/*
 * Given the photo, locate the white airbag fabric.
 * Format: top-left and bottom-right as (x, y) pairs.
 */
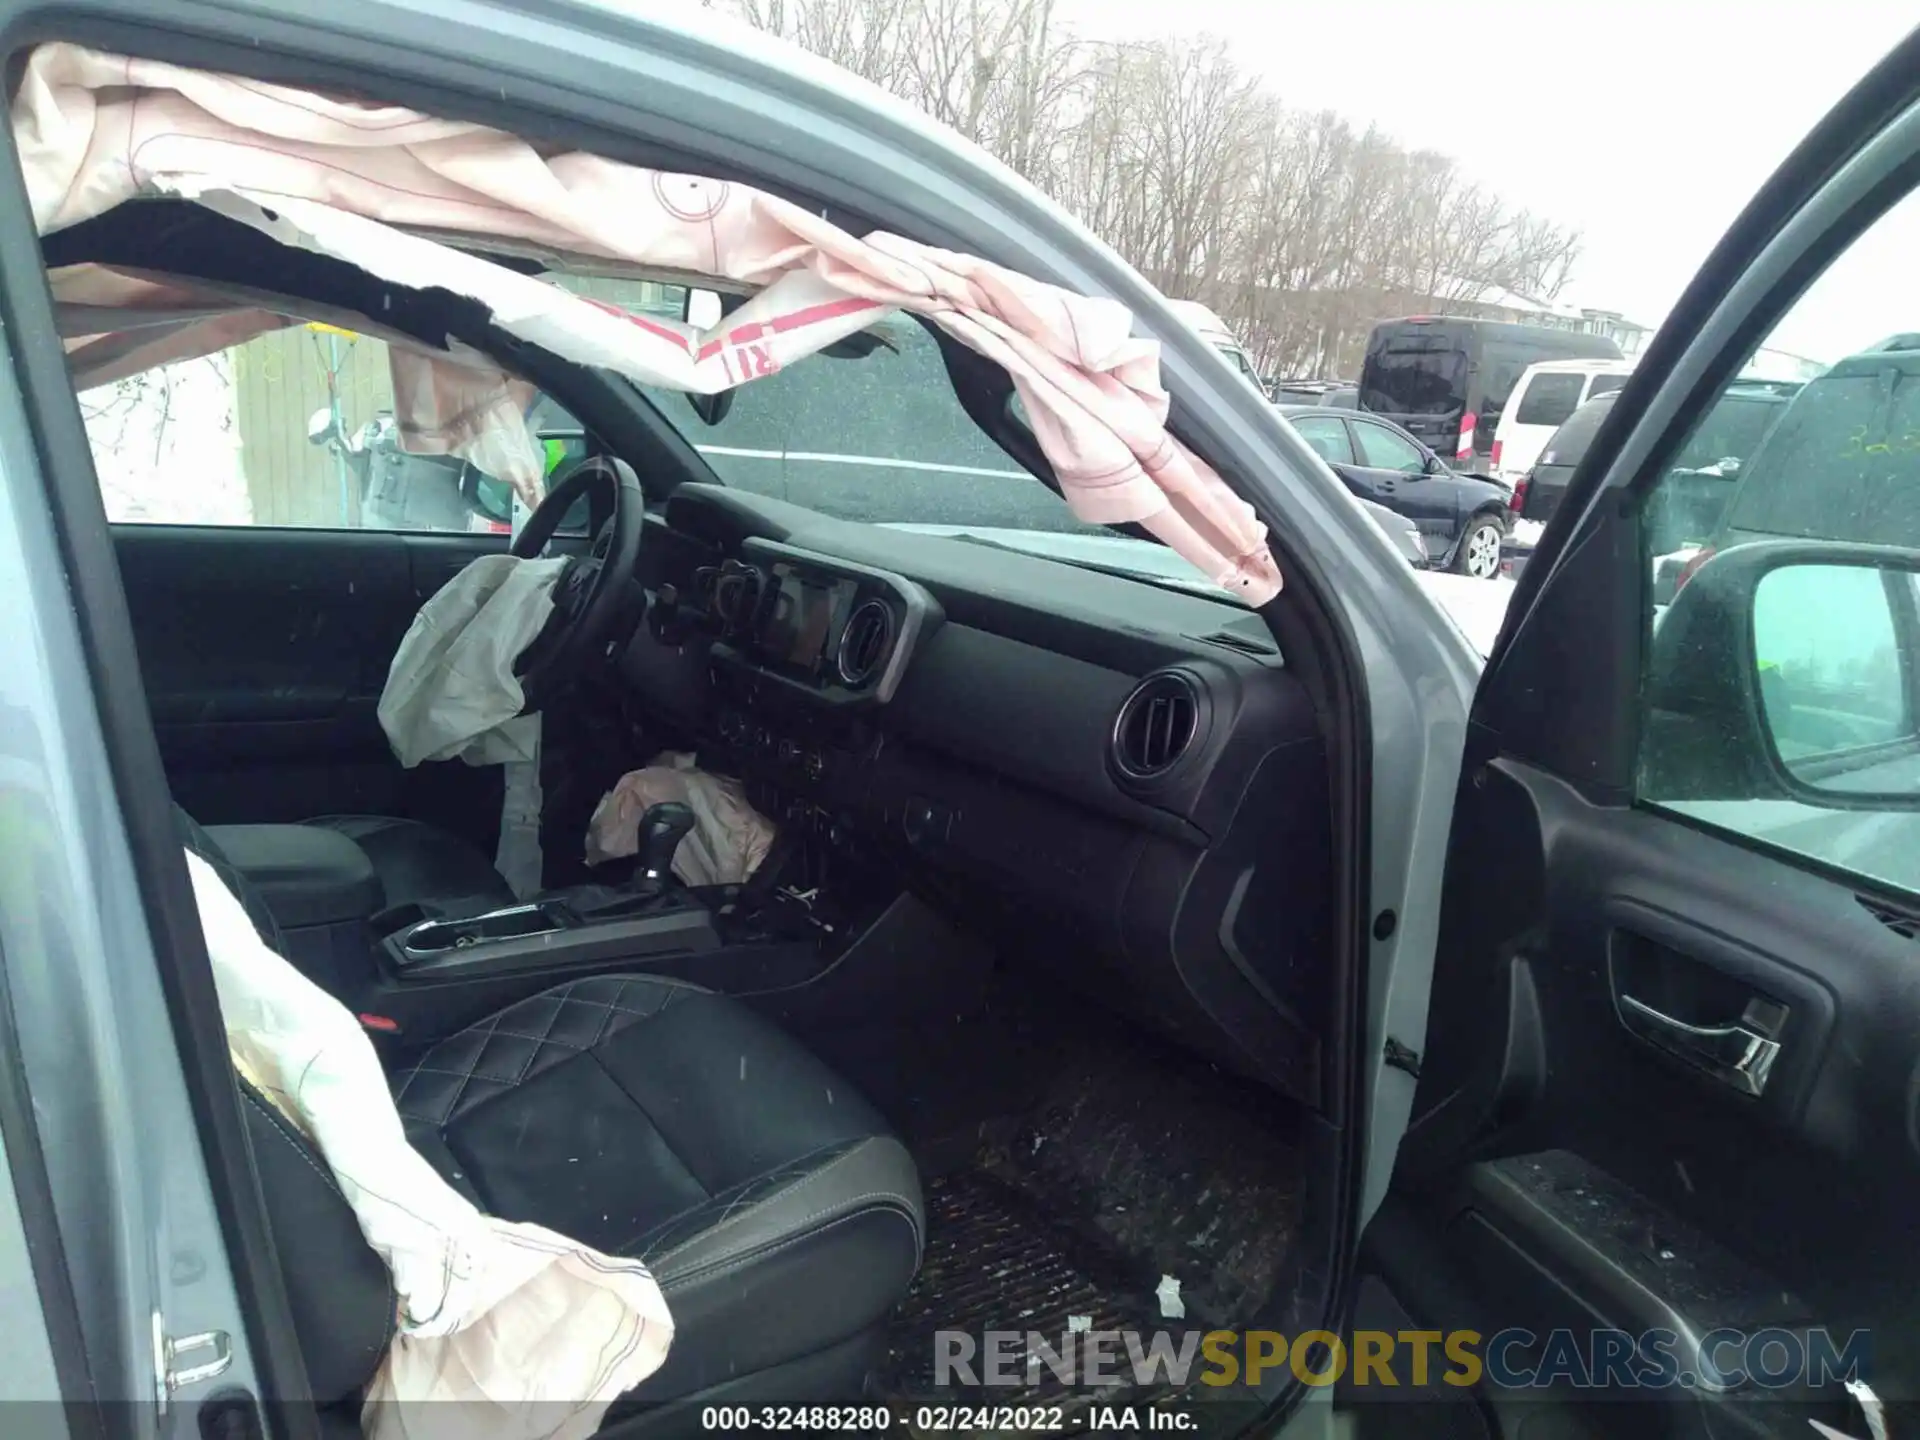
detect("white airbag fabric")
(585, 753), (777, 886)
(186, 848), (673, 1440)
(377, 554), (564, 897)
(379, 554), (563, 768)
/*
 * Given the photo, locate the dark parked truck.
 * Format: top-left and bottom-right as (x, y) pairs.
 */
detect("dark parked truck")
(1359, 316), (1623, 468)
(1519, 382), (1799, 528)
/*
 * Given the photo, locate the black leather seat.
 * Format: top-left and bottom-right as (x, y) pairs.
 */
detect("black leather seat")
(179, 811), (924, 1428)
(304, 813), (516, 917)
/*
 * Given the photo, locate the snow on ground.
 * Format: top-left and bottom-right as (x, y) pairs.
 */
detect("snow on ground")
(1415, 571), (1516, 660)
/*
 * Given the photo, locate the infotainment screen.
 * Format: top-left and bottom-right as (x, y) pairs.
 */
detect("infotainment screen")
(759, 566), (846, 672)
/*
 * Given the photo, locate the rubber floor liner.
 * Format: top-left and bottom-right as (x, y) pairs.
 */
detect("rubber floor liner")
(879, 1169), (1192, 1417)
(874, 1004), (1303, 1430)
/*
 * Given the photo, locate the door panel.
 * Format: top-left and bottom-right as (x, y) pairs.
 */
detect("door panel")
(1348, 419), (1459, 545)
(114, 524), (511, 832)
(1370, 760), (1910, 1437)
(1382, 475), (1460, 547)
(1429, 764), (1915, 1285)
(1361, 36), (1920, 1439)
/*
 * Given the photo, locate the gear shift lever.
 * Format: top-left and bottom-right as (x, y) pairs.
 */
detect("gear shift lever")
(634, 801), (696, 895)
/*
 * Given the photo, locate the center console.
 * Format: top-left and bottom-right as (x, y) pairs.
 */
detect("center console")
(379, 800), (716, 980)
(383, 893), (718, 980)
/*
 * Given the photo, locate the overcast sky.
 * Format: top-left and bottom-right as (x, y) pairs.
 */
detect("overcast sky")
(1063, 0), (1918, 362)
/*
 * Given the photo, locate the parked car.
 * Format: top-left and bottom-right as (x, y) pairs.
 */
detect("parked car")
(1489, 356), (1635, 485)
(1357, 496), (1430, 567)
(1166, 298), (1262, 387)
(1282, 405), (1512, 576)
(1359, 315), (1624, 467)
(1514, 376), (1802, 607)
(10, 10), (1920, 1440)
(1270, 378), (1359, 408)
(1663, 340), (1919, 600)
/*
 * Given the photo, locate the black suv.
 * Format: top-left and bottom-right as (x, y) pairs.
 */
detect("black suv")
(1519, 381), (1799, 529)
(1709, 340), (1920, 551)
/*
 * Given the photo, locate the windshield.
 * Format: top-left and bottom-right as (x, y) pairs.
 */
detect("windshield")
(1215, 342), (1260, 382)
(549, 276), (1260, 603)
(1723, 366), (1920, 543)
(576, 277), (1098, 536)
(1362, 342), (1467, 415)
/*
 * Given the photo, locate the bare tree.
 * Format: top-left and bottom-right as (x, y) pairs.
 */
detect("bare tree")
(718, 0), (1585, 379)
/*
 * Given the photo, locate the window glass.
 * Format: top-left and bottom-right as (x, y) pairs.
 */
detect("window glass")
(1514, 372), (1586, 427)
(1361, 344), (1466, 414)
(1717, 368), (1920, 545)
(631, 284), (1094, 534)
(1353, 421), (1427, 473)
(1478, 340), (1538, 427)
(1672, 388), (1791, 473)
(1639, 185), (1920, 898)
(1290, 415), (1354, 465)
(1539, 394), (1616, 466)
(1585, 372), (1629, 401)
(85, 326), (582, 533)
(1213, 342), (1259, 381)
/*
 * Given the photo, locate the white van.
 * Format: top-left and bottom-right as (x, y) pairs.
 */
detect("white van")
(1490, 357), (1635, 484)
(1167, 298), (1263, 388)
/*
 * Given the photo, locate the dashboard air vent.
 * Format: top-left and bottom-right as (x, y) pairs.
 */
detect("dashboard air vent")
(1112, 671), (1200, 780)
(836, 599), (895, 687)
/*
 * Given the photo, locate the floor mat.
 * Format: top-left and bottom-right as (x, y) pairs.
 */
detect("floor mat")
(879, 1169), (1185, 1414)
(985, 1041), (1303, 1325)
(878, 1027), (1305, 1425)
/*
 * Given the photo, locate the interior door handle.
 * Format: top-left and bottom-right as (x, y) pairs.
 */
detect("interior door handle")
(1617, 994), (1785, 1097)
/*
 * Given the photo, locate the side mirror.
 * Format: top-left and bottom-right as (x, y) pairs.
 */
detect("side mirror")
(307, 406), (340, 447)
(460, 471), (516, 526)
(1642, 541), (1920, 810)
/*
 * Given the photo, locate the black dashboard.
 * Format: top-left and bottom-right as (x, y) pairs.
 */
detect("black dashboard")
(621, 483), (1336, 1109)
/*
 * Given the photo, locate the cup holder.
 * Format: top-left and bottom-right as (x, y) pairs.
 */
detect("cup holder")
(400, 902), (568, 956)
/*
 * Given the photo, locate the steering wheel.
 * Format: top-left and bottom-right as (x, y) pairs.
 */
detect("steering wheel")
(511, 453), (647, 707)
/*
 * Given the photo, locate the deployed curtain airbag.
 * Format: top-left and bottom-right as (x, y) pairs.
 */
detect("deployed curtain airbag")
(14, 43), (1282, 602)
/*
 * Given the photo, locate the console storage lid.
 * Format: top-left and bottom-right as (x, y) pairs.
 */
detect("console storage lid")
(201, 824), (382, 929)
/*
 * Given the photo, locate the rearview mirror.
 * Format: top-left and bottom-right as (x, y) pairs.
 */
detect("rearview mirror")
(682, 286), (736, 425)
(1642, 541), (1920, 810)
(683, 287), (723, 331)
